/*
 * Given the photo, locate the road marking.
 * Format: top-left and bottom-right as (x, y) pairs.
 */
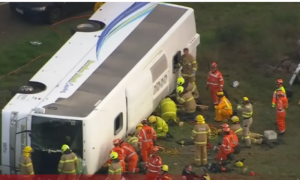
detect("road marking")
(0, 2), (8, 6)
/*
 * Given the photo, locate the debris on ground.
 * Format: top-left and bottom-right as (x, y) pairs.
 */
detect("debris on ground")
(30, 41), (42, 45)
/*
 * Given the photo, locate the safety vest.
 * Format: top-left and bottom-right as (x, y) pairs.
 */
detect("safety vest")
(207, 70), (224, 88)
(138, 125), (157, 143)
(160, 98), (177, 117)
(272, 86), (287, 106)
(147, 155), (162, 174)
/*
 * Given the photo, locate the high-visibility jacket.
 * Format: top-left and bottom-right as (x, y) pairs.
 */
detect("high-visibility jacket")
(19, 154), (34, 175)
(276, 97), (288, 113)
(206, 70), (224, 89)
(108, 147), (125, 162)
(150, 117), (169, 137)
(120, 142), (137, 161)
(147, 155), (162, 174)
(216, 96), (232, 111)
(272, 86), (287, 107)
(176, 91), (196, 113)
(126, 136), (139, 153)
(159, 98), (177, 118)
(138, 125), (157, 145)
(230, 132), (239, 148)
(230, 124), (243, 137)
(219, 135), (233, 152)
(191, 123), (211, 145)
(107, 160), (122, 180)
(58, 152), (78, 174)
(237, 103), (253, 119)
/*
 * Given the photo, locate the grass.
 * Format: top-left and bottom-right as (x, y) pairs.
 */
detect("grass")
(1, 2), (300, 179)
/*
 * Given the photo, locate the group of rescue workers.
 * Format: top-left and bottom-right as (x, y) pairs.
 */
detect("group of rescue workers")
(19, 48), (289, 180)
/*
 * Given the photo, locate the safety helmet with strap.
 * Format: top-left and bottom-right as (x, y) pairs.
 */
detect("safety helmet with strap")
(177, 77), (185, 86)
(176, 86), (184, 94)
(211, 62), (217, 68)
(61, 144), (70, 152)
(231, 116), (239, 123)
(136, 123), (143, 129)
(217, 91), (224, 96)
(113, 138), (121, 145)
(222, 127), (230, 132)
(110, 152), (118, 160)
(221, 123), (229, 128)
(243, 97), (249, 102)
(196, 115), (205, 123)
(23, 146), (32, 153)
(148, 115), (157, 123)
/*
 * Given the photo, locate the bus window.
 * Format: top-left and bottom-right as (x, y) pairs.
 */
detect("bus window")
(114, 113), (123, 135)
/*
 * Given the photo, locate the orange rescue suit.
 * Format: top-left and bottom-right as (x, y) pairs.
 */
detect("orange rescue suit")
(215, 96), (232, 121)
(272, 86), (287, 107)
(107, 146), (126, 171)
(207, 70), (224, 105)
(120, 142), (139, 173)
(276, 96), (288, 133)
(146, 155), (162, 180)
(138, 125), (157, 163)
(216, 135), (234, 161)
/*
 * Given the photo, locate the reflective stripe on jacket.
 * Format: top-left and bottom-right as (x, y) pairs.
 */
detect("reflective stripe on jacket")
(19, 155), (34, 175)
(159, 98), (177, 117)
(150, 116), (169, 137)
(147, 155), (162, 174)
(216, 96), (232, 110)
(58, 152), (78, 174)
(207, 70), (224, 88)
(237, 103), (253, 118)
(138, 125), (157, 143)
(272, 86), (287, 106)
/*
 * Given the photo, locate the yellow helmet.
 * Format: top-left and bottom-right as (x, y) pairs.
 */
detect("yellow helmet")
(148, 115), (157, 123)
(217, 91), (224, 96)
(177, 77), (185, 86)
(235, 161), (244, 168)
(61, 144), (70, 152)
(110, 152), (118, 160)
(23, 146), (32, 153)
(243, 97), (249, 102)
(196, 115), (205, 122)
(176, 86), (184, 94)
(201, 174), (211, 180)
(231, 116), (239, 123)
(136, 123), (143, 129)
(162, 165), (169, 172)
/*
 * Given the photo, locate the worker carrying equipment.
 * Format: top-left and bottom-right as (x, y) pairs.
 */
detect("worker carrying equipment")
(181, 48), (198, 83)
(176, 86), (197, 115)
(214, 91), (232, 122)
(148, 115), (170, 138)
(237, 97), (253, 147)
(177, 77), (199, 98)
(272, 78), (287, 108)
(276, 90), (288, 134)
(107, 139), (126, 172)
(146, 146), (162, 180)
(215, 127), (235, 161)
(191, 115), (211, 166)
(158, 96), (180, 126)
(119, 140), (139, 173)
(106, 152), (123, 180)
(138, 120), (157, 165)
(58, 144), (78, 175)
(155, 165), (172, 180)
(19, 146), (34, 176)
(134, 123), (143, 137)
(206, 62), (224, 105)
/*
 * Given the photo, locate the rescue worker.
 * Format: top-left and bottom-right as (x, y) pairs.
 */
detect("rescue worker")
(58, 144), (78, 177)
(156, 165), (172, 180)
(237, 97), (253, 147)
(134, 124), (143, 137)
(125, 134), (140, 154)
(138, 119), (157, 166)
(181, 48), (198, 83)
(177, 77), (199, 99)
(206, 62), (224, 106)
(181, 165), (201, 180)
(230, 116), (265, 144)
(158, 96), (179, 126)
(272, 78), (287, 108)
(148, 115), (170, 138)
(176, 86), (197, 116)
(216, 127), (234, 161)
(119, 140), (139, 173)
(276, 90), (288, 134)
(220, 123), (239, 154)
(215, 91), (232, 122)
(19, 146), (34, 177)
(191, 115), (211, 166)
(108, 139), (126, 171)
(106, 152), (123, 180)
(146, 146), (162, 180)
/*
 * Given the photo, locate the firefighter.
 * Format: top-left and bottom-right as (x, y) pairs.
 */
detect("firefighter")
(237, 97), (253, 147)
(191, 115), (211, 166)
(107, 139), (126, 172)
(181, 48), (198, 83)
(272, 78), (287, 108)
(125, 134), (140, 154)
(106, 152), (123, 180)
(19, 146), (34, 178)
(177, 77), (199, 99)
(156, 165), (172, 180)
(206, 62), (224, 106)
(276, 90), (288, 134)
(176, 86), (197, 115)
(146, 146), (162, 180)
(58, 144), (78, 178)
(216, 127), (234, 161)
(119, 140), (139, 173)
(134, 124), (143, 137)
(158, 96), (179, 126)
(215, 91), (232, 122)
(138, 119), (157, 166)
(148, 115), (169, 138)
(230, 116), (265, 144)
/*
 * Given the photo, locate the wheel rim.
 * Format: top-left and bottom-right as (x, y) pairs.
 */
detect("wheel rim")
(50, 9), (61, 22)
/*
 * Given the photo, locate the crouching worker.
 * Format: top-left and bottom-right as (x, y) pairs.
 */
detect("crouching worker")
(58, 144), (78, 180)
(176, 86), (197, 121)
(155, 165), (172, 180)
(146, 147), (162, 180)
(216, 127), (235, 161)
(148, 115), (173, 139)
(106, 152), (123, 180)
(119, 140), (139, 174)
(215, 91), (232, 122)
(125, 134), (140, 154)
(134, 124), (143, 137)
(108, 139), (126, 172)
(220, 123), (240, 154)
(159, 96), (182, 126)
